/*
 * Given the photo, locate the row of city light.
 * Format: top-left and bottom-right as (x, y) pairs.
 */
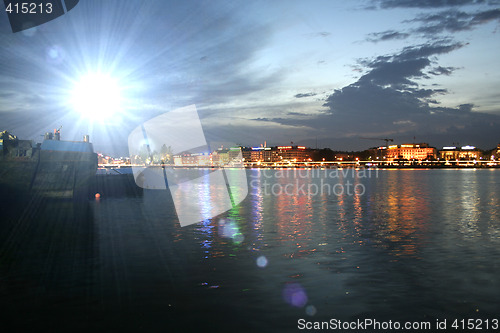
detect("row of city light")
(442, 145), (476, 150)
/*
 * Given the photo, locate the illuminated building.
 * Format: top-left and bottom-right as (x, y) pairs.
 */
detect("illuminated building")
(241, 148), (251, 162)
(195, 153), (211, 166)
(97, 153), (110, 165)
(212, 148), (230, 166)
(277, 146), (312, 162)
(440, 146), (482, 160)
(173, 155), (183, 166)
(494, 144), (500, 159)
(385, 143), (437, 161)
(173, 152), (211, 166)
(242, 146), (278, 163)
(228, 147), (243, 162)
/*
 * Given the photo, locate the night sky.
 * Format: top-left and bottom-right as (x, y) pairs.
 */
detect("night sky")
(1, 0), (499, 155)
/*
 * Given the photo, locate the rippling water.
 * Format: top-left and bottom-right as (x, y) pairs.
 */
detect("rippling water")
(1, 168), (500, 332)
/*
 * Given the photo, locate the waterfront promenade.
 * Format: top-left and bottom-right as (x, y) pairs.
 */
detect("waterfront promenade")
(99, 159), (500, 170)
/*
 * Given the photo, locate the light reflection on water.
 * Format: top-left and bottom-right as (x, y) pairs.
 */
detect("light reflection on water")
(173, 168), (500, 326)
(368, 170), (431, 258)
(4, 168), (500, 331)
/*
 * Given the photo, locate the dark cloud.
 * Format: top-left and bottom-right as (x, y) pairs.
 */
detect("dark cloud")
(411, 9), (500, 35)
(458, 103), (474, 112)
(0, 91), (16, 98)
(411, 88), (448, 98)
(357, 41), (464, 87)
(374, 0), (489, 9)
(392, 41), (465, 60)
(428, 66), (459, 75)
(271, 83), (500, 149)
(366, 30), (410, 42)
(294, 92), (317, 98)
(260, 41), (500, 149)
(305, 32), (331, 38)
(359, 58), (431, 86)
(287, 112), (310, 116)
(367, 5), (500, 44)
(332, 41), (468, 113)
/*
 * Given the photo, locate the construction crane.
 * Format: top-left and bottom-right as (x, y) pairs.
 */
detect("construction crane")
(360, 137), (394, 147)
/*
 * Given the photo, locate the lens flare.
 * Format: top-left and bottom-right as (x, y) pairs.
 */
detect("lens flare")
(218, 218), (244, 244)
(282, 283), (308, 308)
(256, 256), (268, 268)
(305, 305), (317, 316)
(71, 73), (122, 120)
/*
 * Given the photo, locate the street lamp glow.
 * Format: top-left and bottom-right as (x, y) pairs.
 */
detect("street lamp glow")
(71, 73), (122, 120)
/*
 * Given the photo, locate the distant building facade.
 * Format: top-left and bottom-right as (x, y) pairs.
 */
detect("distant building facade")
(440, 146), (482, 160)
(385, 143), (437, 161)
(242, 146), (313, 164)
(276, 146), (313, 162)
(211, 148), (229, 166)
(173, 152), (211, 166)
(242, 147), (277, 163)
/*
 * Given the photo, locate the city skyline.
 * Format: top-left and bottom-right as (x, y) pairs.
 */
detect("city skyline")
(97, 141), (500, 165)
(96, 138), (500, 160)
(1, 0), (499, 156)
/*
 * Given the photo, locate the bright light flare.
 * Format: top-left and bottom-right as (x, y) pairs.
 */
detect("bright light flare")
(71, 73), (122, 120)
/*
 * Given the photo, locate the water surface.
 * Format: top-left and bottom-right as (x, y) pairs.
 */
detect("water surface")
(1, 169), (500, 332)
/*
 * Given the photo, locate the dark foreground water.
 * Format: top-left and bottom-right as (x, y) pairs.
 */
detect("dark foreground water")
(1, 169), (500, 332)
